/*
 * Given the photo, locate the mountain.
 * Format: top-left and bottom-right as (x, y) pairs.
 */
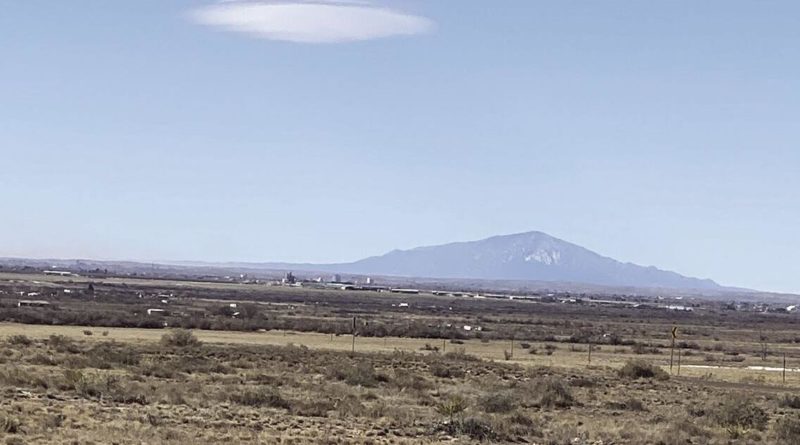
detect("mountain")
(320, 231), (721, 290)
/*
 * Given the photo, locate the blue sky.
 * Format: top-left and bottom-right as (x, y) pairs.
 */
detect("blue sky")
(2, 1), (799, 292)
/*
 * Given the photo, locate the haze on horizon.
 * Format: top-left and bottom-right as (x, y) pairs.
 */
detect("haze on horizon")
(2, 1), (799, 293)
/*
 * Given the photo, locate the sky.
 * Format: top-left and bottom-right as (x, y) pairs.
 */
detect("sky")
(1, 1), (799, 293)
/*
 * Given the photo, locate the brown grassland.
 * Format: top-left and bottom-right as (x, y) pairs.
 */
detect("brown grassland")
(1, 272), (800, 443)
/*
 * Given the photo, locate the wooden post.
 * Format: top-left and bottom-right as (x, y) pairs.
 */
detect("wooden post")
(351, 316), (357, 354)
(510, 337), (514, 358)
(442, 338), (446, 353)
(588, 342), (592, 365)
(783, 353), (787, 384)
(669, 336), (675, 374)
(677, 348), (681, 376)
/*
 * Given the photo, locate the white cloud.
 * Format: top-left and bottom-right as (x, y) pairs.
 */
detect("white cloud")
(189, 0), (434, 43)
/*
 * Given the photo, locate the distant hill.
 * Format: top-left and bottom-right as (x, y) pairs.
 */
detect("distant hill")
(312, 231), (721, 290)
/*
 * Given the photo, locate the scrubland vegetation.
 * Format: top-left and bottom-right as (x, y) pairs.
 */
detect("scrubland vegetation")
(0, 330), (799, 444)
(2, 273), (800, 443)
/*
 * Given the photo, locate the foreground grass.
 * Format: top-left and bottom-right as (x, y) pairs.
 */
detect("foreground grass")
(0, 330), (799, 443)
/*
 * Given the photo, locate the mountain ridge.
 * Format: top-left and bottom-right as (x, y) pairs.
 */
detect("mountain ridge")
(316, 231), (720, 290)
(0, 231), (724, 292)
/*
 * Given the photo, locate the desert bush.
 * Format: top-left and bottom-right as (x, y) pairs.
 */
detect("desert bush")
(48, 335), (79, 353)
(229, 386), (289, 409)
(61, 369), (148, 404)
(161, 329), (201, 348)
(519, 342), (531, 349)
(443, 348), (479, 362)
(291, 398), (334, 417)
(28, 353), (57, 366)
(63, 369), (106, 397)
(0, 365), (50, 388)
(780, 394), (800, 409)
(605, 397), (645, 411)
(0, 413), (21, 434)
(533, 377), (574, 408)
(492, 411), (539, 439)
(478, 391), (518, 413)
(7, 335), (32, 346)
(327, 363), (386, 387)
(333, 394), (368, 417)
(710, 394), (768, 437)
(632, 343), (661, 355)
(392, 369), (433, 391)
(83, 330), (93, 336)
(429, 362), (465, 379)
(645, 417), (712, 444)
(618, 360), (668, 380)
(503, 350), (513, 360)
(86, 342), (140, 368)
(569, 376), (597, 388)
(436, 417), (496, 441)
(436, 394), (468, 420)
(137, 361), (181, 379)
(774, 415), (800, 442)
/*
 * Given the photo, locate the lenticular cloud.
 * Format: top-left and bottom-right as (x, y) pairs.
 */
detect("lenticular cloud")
(190, 1), (434, 43)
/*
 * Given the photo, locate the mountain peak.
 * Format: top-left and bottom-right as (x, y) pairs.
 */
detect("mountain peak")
(340, 231), (720, 291)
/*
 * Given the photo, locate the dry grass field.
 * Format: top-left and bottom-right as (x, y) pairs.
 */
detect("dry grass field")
(2, 272), (800, 443)
(1, 326), (800, 443)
